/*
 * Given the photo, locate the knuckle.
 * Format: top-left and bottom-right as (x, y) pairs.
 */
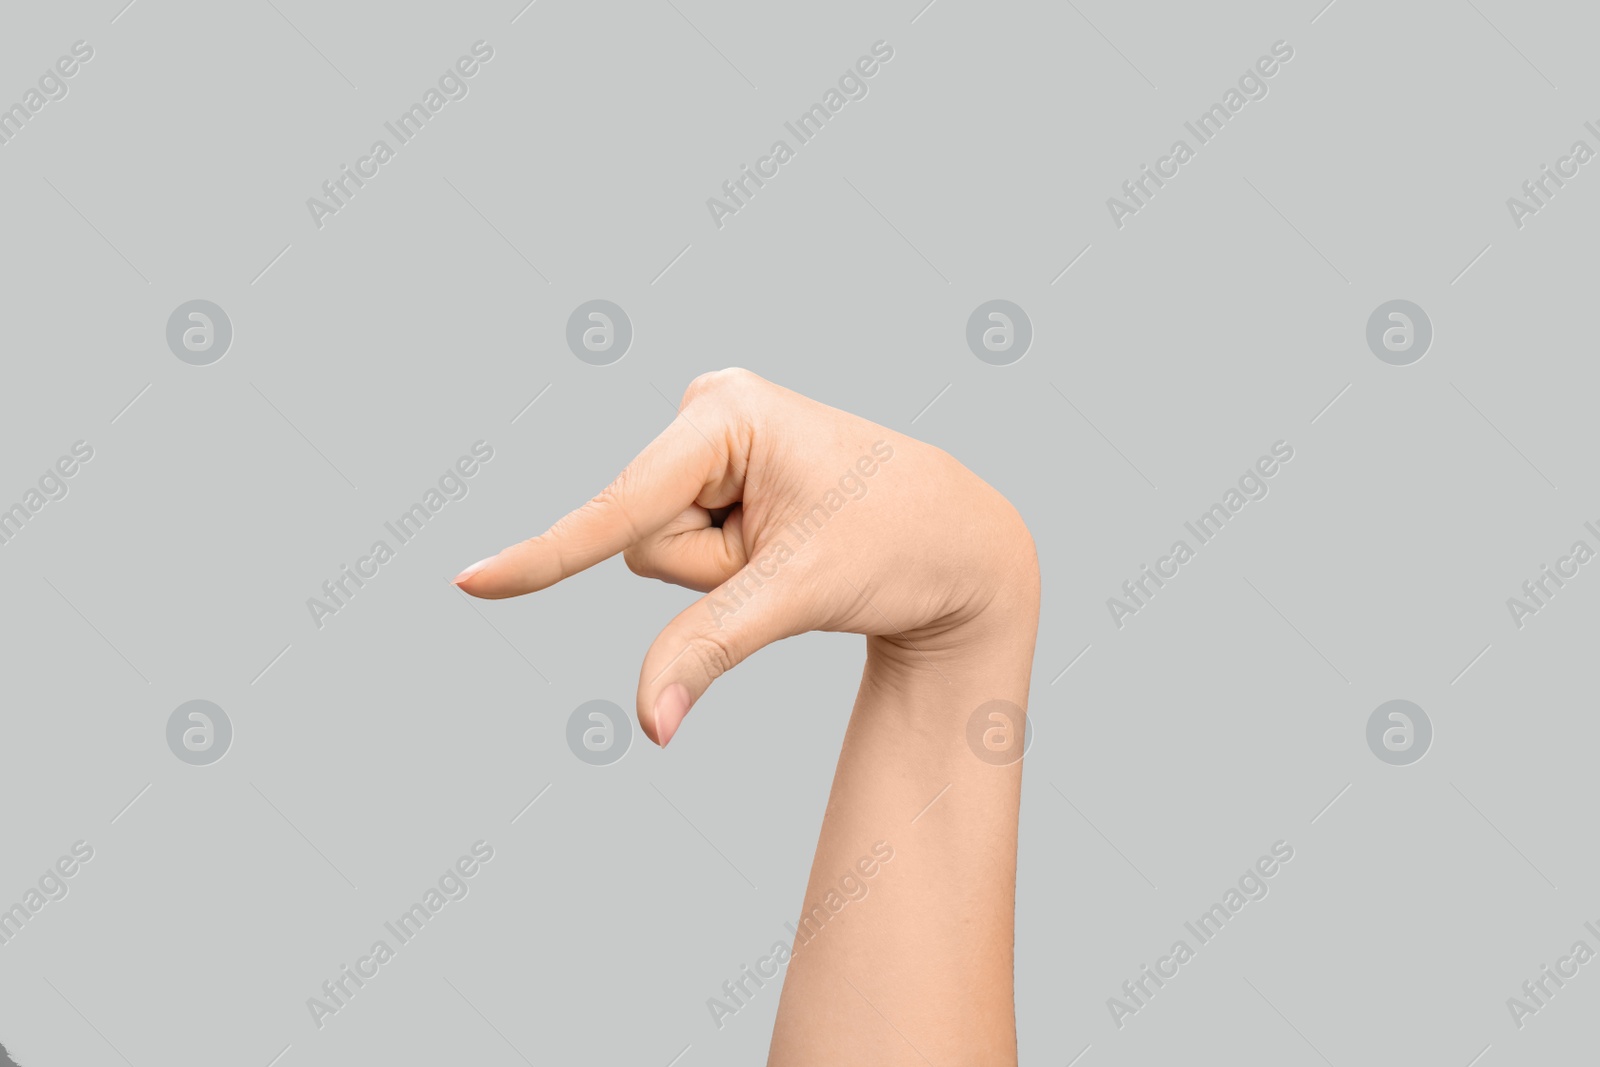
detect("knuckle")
(685, 631), (738, 680)
(682, 367), (761, 406)
(596, 466), (629, 504)
(590, 482), (622, 514)
(589, 481), (643, 542)
(681, 372), (720, 405)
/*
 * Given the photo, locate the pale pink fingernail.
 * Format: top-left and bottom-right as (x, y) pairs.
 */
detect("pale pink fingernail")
(654, 683), (693, 748)
(452, 556), (495, 585)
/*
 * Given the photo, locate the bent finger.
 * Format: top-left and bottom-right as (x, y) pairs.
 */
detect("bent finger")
(638, 566), (804, 746)
(624, 506), (747, 592)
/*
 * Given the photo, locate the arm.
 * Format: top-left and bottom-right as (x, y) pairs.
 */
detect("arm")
(768, 621), (1036, 1065)
(454, 369), (1039, 1064)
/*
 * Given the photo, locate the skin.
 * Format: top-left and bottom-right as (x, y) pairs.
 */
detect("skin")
(456, 369), (1039, 1064)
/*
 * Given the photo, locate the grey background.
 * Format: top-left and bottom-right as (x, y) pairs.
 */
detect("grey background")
(1, 0), (1596, 1064)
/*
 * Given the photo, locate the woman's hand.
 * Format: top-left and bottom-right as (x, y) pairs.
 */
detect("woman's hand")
(456, 369), (1038, 1063)
(453, 367), (1038, 748)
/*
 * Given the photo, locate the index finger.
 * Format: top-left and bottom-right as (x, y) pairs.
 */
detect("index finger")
(454, 411), (729, 599)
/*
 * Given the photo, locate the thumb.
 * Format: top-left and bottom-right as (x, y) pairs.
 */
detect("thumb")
(638, 570), (802, 747)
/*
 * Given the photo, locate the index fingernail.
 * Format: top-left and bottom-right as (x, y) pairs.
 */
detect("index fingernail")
(452, 556), (495, 585)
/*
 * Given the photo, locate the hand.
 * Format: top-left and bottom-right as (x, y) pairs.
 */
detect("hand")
(453, 368), (1038, 747)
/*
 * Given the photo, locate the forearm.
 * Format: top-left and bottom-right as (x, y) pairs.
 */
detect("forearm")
(769, 614), (1037, 1066)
